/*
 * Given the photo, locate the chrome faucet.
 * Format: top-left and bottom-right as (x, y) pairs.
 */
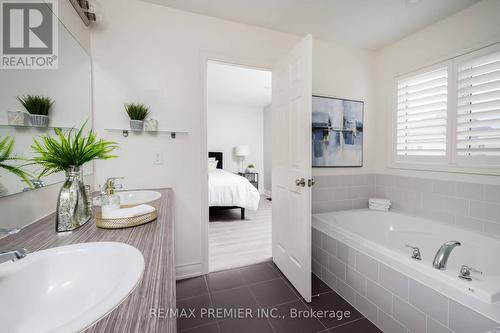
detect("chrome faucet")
(0, 228), (20, 238)
(405, 244), (422, 260)
(22, 179), (47, 192)
(0, 248), (28, 265)
(0, 228), (28, 265)
(433, 241), (461, 270)
(458, 265), (483, 281)
(101, 177), (124, 195)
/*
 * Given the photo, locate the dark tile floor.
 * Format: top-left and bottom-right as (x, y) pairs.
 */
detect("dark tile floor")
(176, 262), (382, 333)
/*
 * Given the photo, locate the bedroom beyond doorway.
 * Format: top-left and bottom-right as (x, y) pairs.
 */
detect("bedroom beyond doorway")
(206, 60), (272, 272)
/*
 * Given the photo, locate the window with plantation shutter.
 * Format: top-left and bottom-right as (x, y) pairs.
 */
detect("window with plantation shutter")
(396, 67), (448, 157)
(392, 44), (500, 173)
(457, 50), (500, 158)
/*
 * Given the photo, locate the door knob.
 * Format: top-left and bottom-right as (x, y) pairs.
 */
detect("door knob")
(295, 178), (306, 187)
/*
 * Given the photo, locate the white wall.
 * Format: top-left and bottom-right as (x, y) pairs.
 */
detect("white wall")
(263, 104), (272, 195)
(91, 0), (376, 278)
(91, 0), (300, 278)
(374, 0), (500, 185)
(312, 39), (375, 177)
(0, 1), (91, 229)
(207, 103), (264, 190)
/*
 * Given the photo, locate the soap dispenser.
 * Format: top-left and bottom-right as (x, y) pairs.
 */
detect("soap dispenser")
(101, 180), (120, 218)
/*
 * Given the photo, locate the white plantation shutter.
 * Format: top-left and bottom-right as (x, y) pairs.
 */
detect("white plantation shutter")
(396, 68), (448, 156)
(457, 50), (500, 157)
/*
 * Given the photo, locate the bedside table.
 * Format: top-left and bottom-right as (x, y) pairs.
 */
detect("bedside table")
(238, 172), (258, 190)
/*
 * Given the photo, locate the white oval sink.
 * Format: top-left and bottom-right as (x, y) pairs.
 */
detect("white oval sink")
(0, 242), (144, 333)
(94, 190), (162, 207)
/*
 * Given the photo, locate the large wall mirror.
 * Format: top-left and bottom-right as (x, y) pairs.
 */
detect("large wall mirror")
(0, 12), (92, 198)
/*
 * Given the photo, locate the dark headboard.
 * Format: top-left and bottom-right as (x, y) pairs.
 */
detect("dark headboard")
(208, 152), (223, 169)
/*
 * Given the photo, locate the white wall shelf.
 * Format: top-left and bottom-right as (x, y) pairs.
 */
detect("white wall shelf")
(104, 128), (189, 139)
(0, 124), (75, 131)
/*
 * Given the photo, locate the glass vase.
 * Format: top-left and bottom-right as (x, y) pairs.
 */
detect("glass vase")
(56, 166), (91, 232)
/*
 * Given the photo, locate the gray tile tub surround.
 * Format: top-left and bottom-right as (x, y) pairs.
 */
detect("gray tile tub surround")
(373, 174), (500, 238)
(312, 174), (375, 214)
(311, 228), (500, 333)
(312, 173), (500, 238)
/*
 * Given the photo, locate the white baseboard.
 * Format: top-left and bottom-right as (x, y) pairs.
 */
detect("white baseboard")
(176, 262), (204, 280)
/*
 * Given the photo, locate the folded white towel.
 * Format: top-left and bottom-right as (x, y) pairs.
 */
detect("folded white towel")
(369, 197), (391, 211)
(369, 206), (389, 212)
(102, 204), (156, 219)
(369, 197), (391, 203)
(369, 202), (391, 208)
(369, 198), (391, 205)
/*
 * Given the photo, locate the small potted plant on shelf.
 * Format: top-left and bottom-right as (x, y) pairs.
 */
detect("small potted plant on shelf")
(17, 95), (53, 127)
(31, 123), (119, 232)
(124, 103), (150, 131)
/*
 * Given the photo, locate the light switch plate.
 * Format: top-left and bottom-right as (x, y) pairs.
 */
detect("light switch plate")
(153, 152), (163, 165)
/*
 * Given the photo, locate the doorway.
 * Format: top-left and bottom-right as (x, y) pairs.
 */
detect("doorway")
(201, 34), (313, 303)
(206, 60), (273, 272)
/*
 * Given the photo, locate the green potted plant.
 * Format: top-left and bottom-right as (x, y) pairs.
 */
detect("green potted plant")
(0, 136), (32, 196)
(31, 123), (118, 232)
(17, 95), (54, 127)
(124, 103), (150, 131)
(246, 164), (256, 173)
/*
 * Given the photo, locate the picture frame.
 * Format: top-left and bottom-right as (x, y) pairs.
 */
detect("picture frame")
(312, 95), (364, 167)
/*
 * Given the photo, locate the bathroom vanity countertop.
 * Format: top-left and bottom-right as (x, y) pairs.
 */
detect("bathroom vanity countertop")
(0, 188), (176, 333)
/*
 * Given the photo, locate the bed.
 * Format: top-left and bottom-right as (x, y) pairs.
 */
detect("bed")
(208, 152), (260, 219)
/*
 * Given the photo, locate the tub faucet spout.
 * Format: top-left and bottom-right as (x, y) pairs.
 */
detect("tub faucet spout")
(433, 241), (461, 270)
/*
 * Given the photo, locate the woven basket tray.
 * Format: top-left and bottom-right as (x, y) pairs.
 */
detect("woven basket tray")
(96, 209), (158, 229)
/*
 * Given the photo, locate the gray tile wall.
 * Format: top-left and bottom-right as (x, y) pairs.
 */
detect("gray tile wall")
(312, 229), (500, 333)
(312, 174), (374, 214)
(312, 173), (500, 238)
(373, 174), (500, 239)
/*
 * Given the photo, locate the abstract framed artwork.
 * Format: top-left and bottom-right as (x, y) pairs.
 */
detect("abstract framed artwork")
(312, 95), (364, 167)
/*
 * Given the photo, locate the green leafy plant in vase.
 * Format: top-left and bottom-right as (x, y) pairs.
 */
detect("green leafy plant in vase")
(0, 136), (32, 196)
(17, 95), (54, 127)
(31, 123), (118, 232)
(125, 103), (150, 131)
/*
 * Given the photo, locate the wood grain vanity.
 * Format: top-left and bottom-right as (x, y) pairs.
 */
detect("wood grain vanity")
(0, 188), (176, 333)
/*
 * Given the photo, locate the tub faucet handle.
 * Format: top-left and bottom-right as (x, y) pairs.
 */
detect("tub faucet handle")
(405, 244), (422, 261)
(458, 265), (483, 281)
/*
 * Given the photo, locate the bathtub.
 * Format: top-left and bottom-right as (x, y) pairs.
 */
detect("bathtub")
(312, 209), (500, 328)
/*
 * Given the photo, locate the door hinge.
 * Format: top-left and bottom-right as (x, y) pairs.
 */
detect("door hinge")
(308, 179), (315, 187)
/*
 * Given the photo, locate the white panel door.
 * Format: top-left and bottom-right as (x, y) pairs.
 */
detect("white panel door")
(272, 35), (312, 302)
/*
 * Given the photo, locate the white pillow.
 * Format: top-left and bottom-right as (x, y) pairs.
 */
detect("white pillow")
(208, 159), (218, 171)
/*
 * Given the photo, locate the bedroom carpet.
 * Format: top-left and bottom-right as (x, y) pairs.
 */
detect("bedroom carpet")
(209, 195), (272, 272)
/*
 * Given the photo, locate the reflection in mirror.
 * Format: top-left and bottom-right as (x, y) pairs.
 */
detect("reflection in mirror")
(0, 14), (92, 198)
